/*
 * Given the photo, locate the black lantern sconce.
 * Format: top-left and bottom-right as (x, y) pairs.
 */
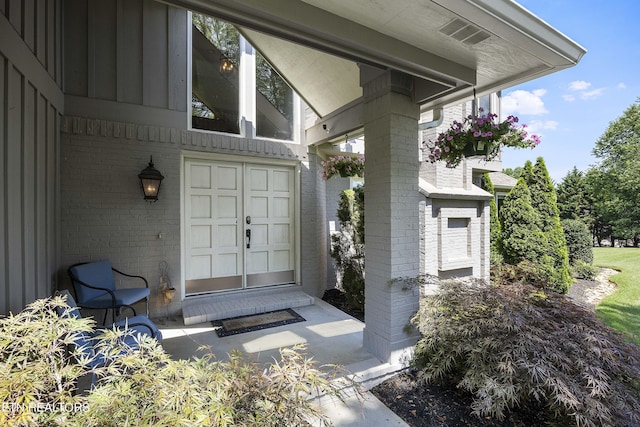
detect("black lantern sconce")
(138, 156), (164, 202)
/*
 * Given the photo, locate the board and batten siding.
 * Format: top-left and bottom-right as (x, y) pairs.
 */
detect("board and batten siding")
(1, 1), (63, 315)
(64, 0), (188, 128)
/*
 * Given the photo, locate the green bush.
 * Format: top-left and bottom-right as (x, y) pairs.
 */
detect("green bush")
(411, 279), (640, 426)
(571, 259), (598, 280)
(526, 158), (572, 293)
(331, 187), (365, 311)
(0, 296), (349, 426)
(562, 218), (594, 265)
(499, 178), (548, 265)
(491, 259), (556, 289)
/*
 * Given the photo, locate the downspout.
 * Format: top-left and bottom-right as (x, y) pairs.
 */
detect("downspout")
(418, 107), (443, 130)
(418, 107), (444, 164)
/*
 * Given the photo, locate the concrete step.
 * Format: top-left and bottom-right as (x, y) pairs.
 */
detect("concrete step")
(182, 286), (315, 326)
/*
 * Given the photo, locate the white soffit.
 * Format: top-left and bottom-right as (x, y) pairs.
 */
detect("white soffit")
(239, 27), (362, 118)
(165, 0), (585, 111)
(300, 0), (585, 107)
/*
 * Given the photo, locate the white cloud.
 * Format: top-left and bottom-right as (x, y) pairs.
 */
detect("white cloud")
(563, 80), (605, 101)
(569, 80), (591, 91)
(581, 88), (605, 100)
(617, 82), (627, 89)
(502, 89), (548, 116)
(526, 120), (559, 135)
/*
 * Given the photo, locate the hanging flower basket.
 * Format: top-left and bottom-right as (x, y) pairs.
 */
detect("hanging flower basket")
(339, 168), (351, 178)
(321, 154), (365, 180)
(423, 110), (540, 168)
(463, 139), (492, 158)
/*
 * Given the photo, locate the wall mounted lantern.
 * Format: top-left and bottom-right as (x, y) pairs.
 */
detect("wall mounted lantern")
(138, 156), (164, 202)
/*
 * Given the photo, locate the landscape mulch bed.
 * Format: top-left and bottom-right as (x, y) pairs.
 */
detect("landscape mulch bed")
(370, 371), (550, 427)
(322, 279), (612, 427)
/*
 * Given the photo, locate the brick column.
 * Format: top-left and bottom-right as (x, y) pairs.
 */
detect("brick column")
(362, 70), (421, 363)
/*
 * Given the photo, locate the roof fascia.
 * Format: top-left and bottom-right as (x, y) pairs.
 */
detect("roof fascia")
(432, 0), (587, 66)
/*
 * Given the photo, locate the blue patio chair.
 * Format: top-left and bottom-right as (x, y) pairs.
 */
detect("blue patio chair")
(56, 290), (162, 382)
(68, 260), (150, 324)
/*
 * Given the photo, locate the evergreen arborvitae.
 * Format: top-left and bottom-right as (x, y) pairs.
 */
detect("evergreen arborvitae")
(483, 173), (500, 257)
(520, 160), (534, 186)
(499, 178), (547, 265)
(330, 187), (365, 310)
(525, 158), (572, 293)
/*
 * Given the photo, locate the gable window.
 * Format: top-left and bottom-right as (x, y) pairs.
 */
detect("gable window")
(256, 51), (293, 140)
(192, 14), (241, 134)
(191, 13), (296, 141)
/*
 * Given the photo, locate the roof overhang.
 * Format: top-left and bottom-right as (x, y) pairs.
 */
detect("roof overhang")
(161, 0), (585, 119)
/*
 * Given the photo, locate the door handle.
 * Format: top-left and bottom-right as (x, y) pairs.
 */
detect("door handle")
(246, 229), (251, 248)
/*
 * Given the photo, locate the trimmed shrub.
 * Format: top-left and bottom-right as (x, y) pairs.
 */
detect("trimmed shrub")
(331, 187), (365, 311)
(411, 279), (640, 426)
(525, 158), (572, 293)
(498, 178), (548, 265)
(562, 218), (594, 265)
(571, 259), (598, 280)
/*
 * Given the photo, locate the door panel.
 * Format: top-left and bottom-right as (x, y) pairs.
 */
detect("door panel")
(184, 159), (295, 295)
(245, 164), (295, 288)
(185, 161), (243, 294)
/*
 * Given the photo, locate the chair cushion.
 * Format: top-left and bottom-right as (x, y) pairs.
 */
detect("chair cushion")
(113, 315), (163, 342)
(56, 290), (105, 368)
(83, 287), (150, 310)
(70, 261), (116, 304)
(56, 290), (160, 369)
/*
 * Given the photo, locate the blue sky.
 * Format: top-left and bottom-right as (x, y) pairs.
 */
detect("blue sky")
(500, 0), (640, 182)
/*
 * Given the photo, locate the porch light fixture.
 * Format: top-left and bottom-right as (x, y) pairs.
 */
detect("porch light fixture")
(220, 56), (235, 74)
(138, 156), (164, 202)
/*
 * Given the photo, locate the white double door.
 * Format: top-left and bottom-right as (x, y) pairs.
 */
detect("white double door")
(184, 159), (296, 295)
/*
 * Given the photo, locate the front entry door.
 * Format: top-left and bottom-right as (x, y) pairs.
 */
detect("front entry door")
(184, 159), (295, 295)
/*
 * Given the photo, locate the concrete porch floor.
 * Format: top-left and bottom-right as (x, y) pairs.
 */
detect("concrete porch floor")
(156, 298), (409, 426)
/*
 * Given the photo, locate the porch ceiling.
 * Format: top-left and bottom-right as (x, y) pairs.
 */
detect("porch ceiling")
(163, 0), (585, 117)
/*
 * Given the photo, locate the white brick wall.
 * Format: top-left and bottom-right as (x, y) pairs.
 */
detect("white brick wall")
(418, 101), (492, 282)
(299, 151), (328, 297)
(361, 71), (421, 363)
(60, 116), (321, 318)
(419, 198), (490, 280)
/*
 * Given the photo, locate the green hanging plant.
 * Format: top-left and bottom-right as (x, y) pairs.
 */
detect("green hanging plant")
(424, 111), (540, 167)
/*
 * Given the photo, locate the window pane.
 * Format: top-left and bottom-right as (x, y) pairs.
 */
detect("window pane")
(192, 14), (240, 134)
(479, 94), (491, 115)
(256, 51), (293, 140)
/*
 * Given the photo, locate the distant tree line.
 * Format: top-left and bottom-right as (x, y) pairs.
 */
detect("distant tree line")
(553, 99), (640, 247)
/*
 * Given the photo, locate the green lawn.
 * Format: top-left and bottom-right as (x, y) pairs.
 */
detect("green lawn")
(593, 247), (640, 344)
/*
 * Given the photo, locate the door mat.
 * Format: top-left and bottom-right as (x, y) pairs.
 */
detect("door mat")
(212, 309), (305, 337)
